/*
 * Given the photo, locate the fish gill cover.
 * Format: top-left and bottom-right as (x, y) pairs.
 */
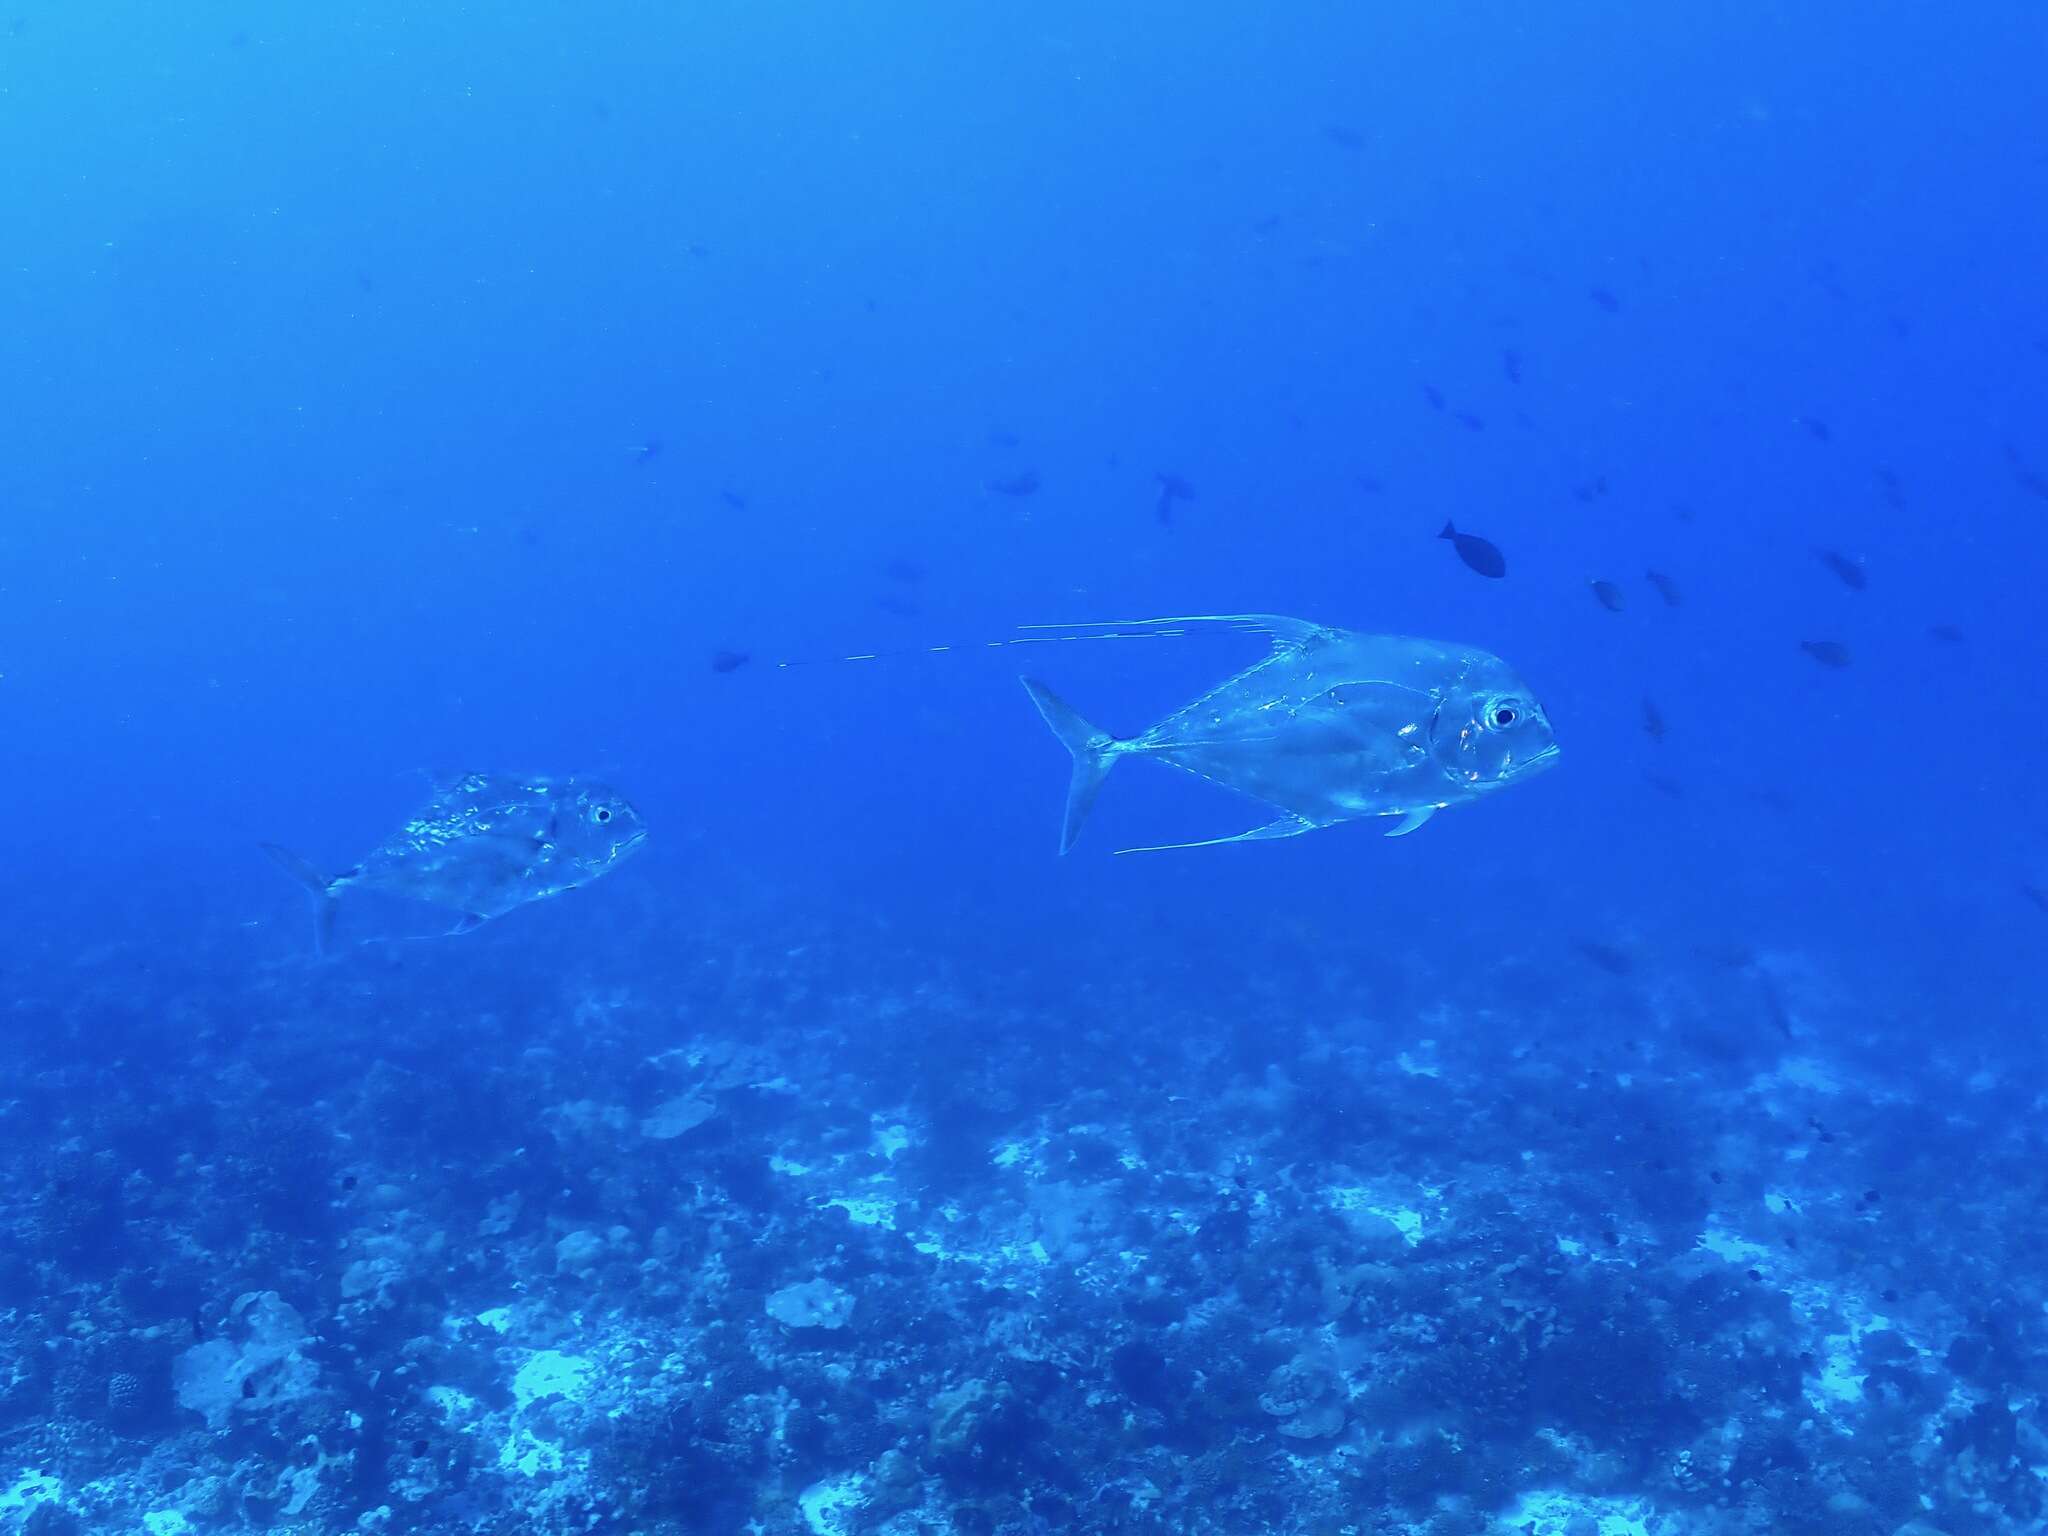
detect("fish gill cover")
(0, 4), (2044, 1536)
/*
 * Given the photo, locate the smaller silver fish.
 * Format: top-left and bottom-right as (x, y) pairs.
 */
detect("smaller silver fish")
(263, 773), (647, 953)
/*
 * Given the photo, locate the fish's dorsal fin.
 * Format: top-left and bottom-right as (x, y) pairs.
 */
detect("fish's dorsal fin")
(1016, 613), (1330, 652)
(767, 614), (1339, 672)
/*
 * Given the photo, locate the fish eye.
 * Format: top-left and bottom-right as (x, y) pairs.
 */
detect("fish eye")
(592, 806), (613, 824)
(1491, 700), (1520, 727)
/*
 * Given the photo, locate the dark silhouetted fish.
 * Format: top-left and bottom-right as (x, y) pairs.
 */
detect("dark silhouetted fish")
(987, 427), (1021, 449)
(711, 649), (751, 674)
(1644, 772), (1685, 799)
(1589, 286), (1620, 312)
(1421, 383), (1446, 411)
(719, 488), (747, 511)
(1439, 522), (1505, 578)
(1572, 476), (1610, 503)
(1641, 696), (1666, 743)
(630, 438), (663, 466)
(2004, 443), (2048, 501)
(1572, 939), (1634, 976)
(1502, 349), (1523, 384)
(1355, 475), (1385, 496)
(885, 558), (927, 585)
(1814, 548), (1866, 590)
(1154, 472), (1196, 527)
(987, 469), (1041, 497)
(1757, 973), (1794, 1039)
(1875, 466), (1906, 508)
(1928, 623), (1965, 644)
(1797, 416), (1832, 443)
(1452, 410), (1486, 432)
(875, 594), (922, 619)
(1645, 569), (1682, 606)
(1799, 640), (1852, 668)
(1588, 579), (1625, 612)
(1322, 124), (1364, 150)
(1252, 214), (1282, 235)
(2022, 884), (2048, 915)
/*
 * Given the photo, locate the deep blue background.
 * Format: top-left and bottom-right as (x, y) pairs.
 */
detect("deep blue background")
(3, 3), (2043, 1031)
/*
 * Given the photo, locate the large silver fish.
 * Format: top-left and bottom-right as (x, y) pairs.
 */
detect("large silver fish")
(263, 773), (648, 952)
(1020, 614), (1559, 853)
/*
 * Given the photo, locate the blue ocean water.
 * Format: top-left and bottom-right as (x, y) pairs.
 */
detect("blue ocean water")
(3, 4), (2045, 1534)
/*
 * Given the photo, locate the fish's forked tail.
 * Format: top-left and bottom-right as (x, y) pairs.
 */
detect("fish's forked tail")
(261, 842), (340, 957)
(1020, 677), (1123, 855)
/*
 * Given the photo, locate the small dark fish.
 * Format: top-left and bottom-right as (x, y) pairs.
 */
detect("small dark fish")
(1874, 466), (1906, 508)
(1354, 475), (1385, 496)
(710, 649), (751, 674)
(1928, 623), (1965, 644)
(885, 558), (927, 585)
(2014, 463), (2048, 502)
(1572, 939), (1634, 976)
(874, 594), (922, 619)
(1799, 640), (1852, 668)
(1644, 569), (1682, 606)
(2022, 884), (2048, 914)
(987, 469), (1041, 497)
(1588, 286), (1620, 313)
(1251, 214), (1282, 235)
(1439, 521), (1505, 579)
(1451, 410), (1486, 432)
(1421, 383), (1446, 411)
(1322, 124), (1364, 151)
(1572, 476), (1610, 503)
(987, 427), (1021, 450)
(1744, 787), (1796, 813)
(1154, 472), (1196, 528)
(1813, 548), (1866, 590)
(719, 488), (748, 511)
(1644, 772), (1685, 800)
(1588, 579), (1625, 613)
(631, 438), (663, 466)
(1670, 501), (1697, 524)
(1758, 974), (1794, 1039)
(1502, 349), (1524, 384)
(1797, 415), (1832, 443)
(1641, 696), (1666, 743)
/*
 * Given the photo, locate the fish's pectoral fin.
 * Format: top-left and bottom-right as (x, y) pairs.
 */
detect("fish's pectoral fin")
(446, 913), (490, 937)
(1114, 814), (1319, 854)
(1383, 807), (1438, 837)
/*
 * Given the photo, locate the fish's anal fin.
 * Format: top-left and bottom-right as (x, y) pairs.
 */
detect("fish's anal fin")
(1384, 807), (1438, 837)
(1115, 814), (1318, 854)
